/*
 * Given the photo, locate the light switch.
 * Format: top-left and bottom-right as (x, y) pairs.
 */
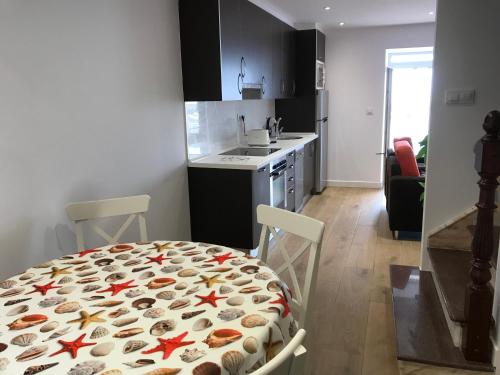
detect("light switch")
(445, 89), (476, 105)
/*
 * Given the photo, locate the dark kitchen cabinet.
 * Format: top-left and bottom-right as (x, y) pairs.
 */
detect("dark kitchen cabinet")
(241, 1), (274, 98)
(295, 29), (326, 96)
(294, 146), (305, 211)
(304, 141), (316, 196)
(188, 165), (270, 250)
(272, 20), (296, 99)
(179, 0), (243, 101)
(178, 0), (296, 101)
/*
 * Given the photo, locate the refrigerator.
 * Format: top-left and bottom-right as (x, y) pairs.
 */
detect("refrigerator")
(315, 90), (328, 193)
(275, 90), (329, 194)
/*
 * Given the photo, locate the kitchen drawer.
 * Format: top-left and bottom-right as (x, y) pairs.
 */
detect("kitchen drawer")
(287, 186), (295, 212)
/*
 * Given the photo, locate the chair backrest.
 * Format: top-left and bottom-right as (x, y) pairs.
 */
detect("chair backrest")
(257, 204), (325, 330)
(252, 328), (306, 375)
(66, 194), (151, 251)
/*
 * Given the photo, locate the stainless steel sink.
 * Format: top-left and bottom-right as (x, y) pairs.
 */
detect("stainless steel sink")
(278, 136), (303, 140)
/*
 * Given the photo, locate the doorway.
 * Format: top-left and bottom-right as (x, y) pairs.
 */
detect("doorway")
(384, 48), (433, 155)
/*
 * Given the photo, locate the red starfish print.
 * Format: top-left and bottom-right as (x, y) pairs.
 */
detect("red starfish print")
(194, 290), (227, 307)
(142, 331), (195, 360)
(270, 292), (290, 317)
(97, 280), (138, 296)
(27, 281), (62, 296)
(205, 252), (237, 265)
(49, 334), (96, 359)
(145, 254), (171, 265)
(78, 248), (100, 257)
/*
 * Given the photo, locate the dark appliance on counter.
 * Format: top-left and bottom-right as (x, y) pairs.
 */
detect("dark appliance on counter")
(275, 29), (328, 194)
(220, 147), (280, 156)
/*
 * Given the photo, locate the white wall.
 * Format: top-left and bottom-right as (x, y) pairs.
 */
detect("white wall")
(421, 0), (500, 271)
(185, 99), (275, 160)
(325, 23), (435, 187)
(0, 0), (190, 278)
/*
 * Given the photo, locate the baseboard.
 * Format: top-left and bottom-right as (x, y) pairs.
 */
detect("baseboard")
(327, 180), (383, 189)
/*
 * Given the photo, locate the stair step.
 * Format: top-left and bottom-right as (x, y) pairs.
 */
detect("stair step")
(428, 248), (471, 323)
(390, 265), (494, 372)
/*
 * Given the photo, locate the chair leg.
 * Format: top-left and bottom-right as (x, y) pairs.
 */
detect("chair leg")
(392, 231), (399, 240)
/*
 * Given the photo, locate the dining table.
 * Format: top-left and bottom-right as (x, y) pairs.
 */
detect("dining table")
(0, 241), (296, 375)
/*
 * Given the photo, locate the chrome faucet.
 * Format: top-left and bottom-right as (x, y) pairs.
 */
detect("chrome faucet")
(266, 117), (283, 141)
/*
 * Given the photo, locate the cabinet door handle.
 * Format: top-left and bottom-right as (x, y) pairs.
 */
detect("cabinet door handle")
(292, 80), (296, 95)
(289, 165), (294, 169)
(238, 73), (243, 94)
(288, 188), (295, 194)
(240, 57), (246, 78)
(257, 166), (266, 173)
(281, 79), (285, 95)
(288, 177), (294, 182)
(261, 76), (266, 95)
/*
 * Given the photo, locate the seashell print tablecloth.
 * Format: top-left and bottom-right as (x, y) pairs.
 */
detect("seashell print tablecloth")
(0, 241), (297, 374)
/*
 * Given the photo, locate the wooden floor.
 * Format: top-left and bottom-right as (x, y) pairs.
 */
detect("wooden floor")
(264, 187), (479, 375)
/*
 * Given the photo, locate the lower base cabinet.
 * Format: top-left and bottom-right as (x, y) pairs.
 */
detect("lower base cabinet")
(304, 140), (315, 196)
(188, 165), (270, 250)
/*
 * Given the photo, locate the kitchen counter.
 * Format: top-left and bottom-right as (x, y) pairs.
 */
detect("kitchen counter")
(188, 132), (318, 170)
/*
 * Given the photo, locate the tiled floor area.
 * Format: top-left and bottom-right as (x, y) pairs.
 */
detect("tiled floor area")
(265, 187), (487, 375)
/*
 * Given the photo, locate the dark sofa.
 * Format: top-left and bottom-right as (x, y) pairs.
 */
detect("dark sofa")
(384, 149), (425, 238)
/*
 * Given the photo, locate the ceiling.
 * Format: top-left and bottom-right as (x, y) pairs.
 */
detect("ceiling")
(250, 0), (436, 30)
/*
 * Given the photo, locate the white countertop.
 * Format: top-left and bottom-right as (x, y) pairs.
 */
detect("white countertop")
(188, 132), (318, 170)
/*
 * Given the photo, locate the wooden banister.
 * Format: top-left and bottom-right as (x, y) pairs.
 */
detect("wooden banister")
(463, 110), (500, 362)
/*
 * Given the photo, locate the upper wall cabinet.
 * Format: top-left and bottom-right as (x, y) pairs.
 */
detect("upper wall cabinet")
(178, 0), (296, 101)
(295, 29), (326, 96)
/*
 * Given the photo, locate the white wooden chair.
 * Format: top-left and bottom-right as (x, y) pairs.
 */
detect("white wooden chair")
(66, 194), (151, 251)
(257, 204), (325, 331)
(252, 328), (307, 375)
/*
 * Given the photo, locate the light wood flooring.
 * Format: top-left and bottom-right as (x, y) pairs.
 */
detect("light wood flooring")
(264, 187), (483, 375)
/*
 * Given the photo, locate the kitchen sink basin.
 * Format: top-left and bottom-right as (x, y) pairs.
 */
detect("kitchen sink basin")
(278, 136), (303, 140)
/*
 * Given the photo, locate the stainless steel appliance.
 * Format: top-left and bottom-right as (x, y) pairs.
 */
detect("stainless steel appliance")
(315, 90), (328, 193)
(270, 158), (287, 209)
(316, 60), (326, 89)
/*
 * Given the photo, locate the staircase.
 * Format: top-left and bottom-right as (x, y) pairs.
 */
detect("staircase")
(391, 111), (500, 373)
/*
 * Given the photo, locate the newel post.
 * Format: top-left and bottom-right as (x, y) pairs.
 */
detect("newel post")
(463, 110), (500, 362)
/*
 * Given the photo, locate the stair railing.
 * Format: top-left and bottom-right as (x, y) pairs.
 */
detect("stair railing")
(463, 110), (500, 362)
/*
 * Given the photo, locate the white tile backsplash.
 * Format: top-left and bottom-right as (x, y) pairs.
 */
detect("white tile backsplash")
(185, 99), (275, 160)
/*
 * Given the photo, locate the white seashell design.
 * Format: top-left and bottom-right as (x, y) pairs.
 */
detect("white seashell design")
(57, 286), (77, 295)
(226, 296), (244, 306)
(43, 327), (72, 342)
(180, 348), (206, 363)
(39, 296), (67, 308)
(0, 358), (9, 370)
(150, 320), (176, 336)
(143, 308), (165, 319)
(90, 326), (110, 339)
(40, 321), (59, 333)
(156, 291), (176, 300)
(241, 314), (268, 328)
(222, 350), (245, 375)
(55, 301), (81, 314)
(90, 342), (115, 357)
(217, 308), (245, 321)
(192, 318), (212, 332)
(6, 304), (29, 316)
(11, 333), (37, 347)
(243, 336), (258, 353)
(122, 340), (148, 354)
(174, 282), (188, 290)
(0, 280), (16, 289)
(125, 289), (144, 298)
